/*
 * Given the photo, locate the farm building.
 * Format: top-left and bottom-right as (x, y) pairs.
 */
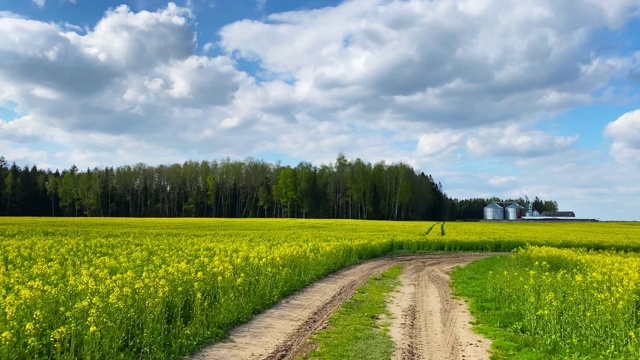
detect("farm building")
(541, 211), (575, 217)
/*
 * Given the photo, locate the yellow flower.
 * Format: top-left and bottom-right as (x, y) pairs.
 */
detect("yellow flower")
(1, 331), (12, 344)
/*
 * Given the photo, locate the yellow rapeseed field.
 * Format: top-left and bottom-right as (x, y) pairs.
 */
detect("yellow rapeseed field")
(429, 221), (640, 251)
(515, 247), (640, 350)
(454, 245), (640, 359)
(1, 218), (432, 359)
(2, 218), (640, 359)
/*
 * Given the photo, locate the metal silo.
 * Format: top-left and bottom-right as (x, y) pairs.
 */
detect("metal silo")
(484, 203), (504, 220)
(505, 203), (521, 220)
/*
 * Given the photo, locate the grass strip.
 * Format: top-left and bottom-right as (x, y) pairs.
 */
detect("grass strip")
(304, 265), (402, 360)
(451, 255), (533, 359)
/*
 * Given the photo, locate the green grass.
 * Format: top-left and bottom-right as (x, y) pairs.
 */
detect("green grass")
(452, 250), (640, 359)
(304, 265), (402, 360)
(451, 255), (536, 359)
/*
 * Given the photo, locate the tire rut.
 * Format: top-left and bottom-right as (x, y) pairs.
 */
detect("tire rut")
(188, 253), (495, 360)
(389, 254), (493, 360)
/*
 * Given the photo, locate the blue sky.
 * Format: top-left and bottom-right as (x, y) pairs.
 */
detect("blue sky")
(1, 0), (640, 220)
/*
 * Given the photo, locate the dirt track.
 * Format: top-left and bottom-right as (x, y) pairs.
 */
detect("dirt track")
(388, 255), (492, 359)
(188, 254), (493, 360)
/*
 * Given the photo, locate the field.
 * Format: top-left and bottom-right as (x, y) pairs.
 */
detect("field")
(425, 221), (640, 251)
(453, 246), (640, 359)
(2, 218), (640, 359)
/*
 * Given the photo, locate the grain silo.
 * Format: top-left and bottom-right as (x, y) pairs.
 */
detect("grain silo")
(483, 203), (504, 220)
(505, 203), (523, 220)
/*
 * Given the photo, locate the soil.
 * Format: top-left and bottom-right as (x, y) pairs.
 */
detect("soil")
(187, 254), (493, 360)
(387, 255), (493, 360)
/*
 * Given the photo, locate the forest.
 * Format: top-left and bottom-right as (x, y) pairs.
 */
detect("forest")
(0, 154), (557, 220)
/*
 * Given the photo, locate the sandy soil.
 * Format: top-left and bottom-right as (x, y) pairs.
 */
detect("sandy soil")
(187, 254), (493, 360)
(387, 255), (492, 360)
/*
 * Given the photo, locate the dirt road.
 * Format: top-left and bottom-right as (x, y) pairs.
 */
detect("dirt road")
(188, 254), (493, 360)
(388, 255), (492, 359)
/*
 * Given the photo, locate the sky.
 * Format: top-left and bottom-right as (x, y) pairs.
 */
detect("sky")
(0, 0), (639, 220)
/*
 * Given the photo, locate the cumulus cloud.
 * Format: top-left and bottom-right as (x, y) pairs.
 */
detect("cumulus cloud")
(0, 3), (248, 143)
(0, 14), (113, 96)
(219, 0), (637, 129)
(605, 109), (640, 162)
(466, 125), (578, 157)
(415, 130), (463, 157)
(76, 4), (195, 69)
(605, 109), (640, 149)
(0, 115), (51, 144)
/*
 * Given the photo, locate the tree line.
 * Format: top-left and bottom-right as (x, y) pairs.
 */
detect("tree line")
(0, 154), (558, 220)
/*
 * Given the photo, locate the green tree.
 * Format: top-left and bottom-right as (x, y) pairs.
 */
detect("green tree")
(3, 171), (14, 215)
(257, 185), (272, 218)
(46, 174), (58, 216)
(58, 166), (79, 216)
(273, 166), (297, 217)
(296, 162), (315, 218)
(206, 173), (216, 217)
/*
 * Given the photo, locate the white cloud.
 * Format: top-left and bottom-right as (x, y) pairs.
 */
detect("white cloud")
(219, 0), (636, 129)
(62, 22), (84, 33)
(33, 0), (46, 9)
(76, 3), (195, 70)
(0, 142), (49, 166)
(220, 117), (240, 129)
(605, 109), (640, 162)
(160, 56), (247, 103)
(608, 110), (640, 146)
(0, 116), (42, 143)
(488, 176), (519, 186)
(415, 130), (463, 157)
(30, 87), (60, 100)
(466, 125), (578, 157)
(0, 3), (247, 142)
(202, 42), (215, 52)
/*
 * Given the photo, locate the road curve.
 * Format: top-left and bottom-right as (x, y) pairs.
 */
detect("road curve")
(187, 253), (494, 360)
